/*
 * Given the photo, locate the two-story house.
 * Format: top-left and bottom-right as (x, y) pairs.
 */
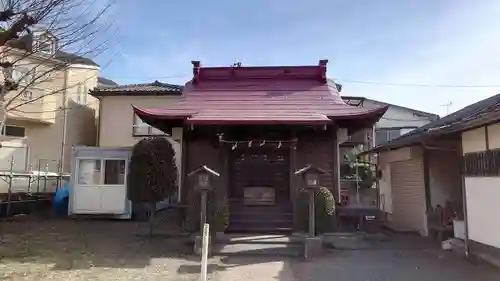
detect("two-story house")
(91, 81), (183, 180)
(0, 30), (102, 173)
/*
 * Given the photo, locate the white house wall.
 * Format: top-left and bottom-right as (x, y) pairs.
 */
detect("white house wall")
(462, 122), (500, 250)
(465, 177), (500, 249)
(363, 100), (433, 129)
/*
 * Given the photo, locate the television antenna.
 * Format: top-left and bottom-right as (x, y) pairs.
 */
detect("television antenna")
(440, 101), (453, 115)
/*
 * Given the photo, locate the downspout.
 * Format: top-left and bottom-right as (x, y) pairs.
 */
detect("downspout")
(59, 68), (69, 174)
(458, 137), (470, 258)
(95, 96), (102, 146)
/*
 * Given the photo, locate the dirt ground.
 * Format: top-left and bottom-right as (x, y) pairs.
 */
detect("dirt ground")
(1, 217), (500, 280)
(0, 215), (219, 280)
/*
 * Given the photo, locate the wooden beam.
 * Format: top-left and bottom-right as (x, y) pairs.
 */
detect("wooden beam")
(485, 126), (490, 150)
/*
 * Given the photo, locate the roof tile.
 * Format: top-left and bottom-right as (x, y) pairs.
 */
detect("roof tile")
(91, 80), (183, 96)
(366, 93), (500, 153)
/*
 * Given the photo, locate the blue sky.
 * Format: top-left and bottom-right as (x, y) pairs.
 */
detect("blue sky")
(94, 0), (500, 116)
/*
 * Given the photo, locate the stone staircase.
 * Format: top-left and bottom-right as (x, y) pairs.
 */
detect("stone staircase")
(212, 234), (303, 257)
(227, 200), (293, 233)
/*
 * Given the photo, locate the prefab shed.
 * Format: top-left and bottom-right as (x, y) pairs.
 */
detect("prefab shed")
(69, 146), (132, 218)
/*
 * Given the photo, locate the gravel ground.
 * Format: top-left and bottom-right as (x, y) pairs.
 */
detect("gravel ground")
(0, 215), (221, 280)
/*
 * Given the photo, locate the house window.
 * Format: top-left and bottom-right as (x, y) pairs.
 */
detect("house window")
(375, 129), (401, 146)
(12, 67), (34, 86)
(35, 34), (55, 54)
(77, 84), (87, 104)
(2, 125), (26, 137)
(133, 113), (165, 136)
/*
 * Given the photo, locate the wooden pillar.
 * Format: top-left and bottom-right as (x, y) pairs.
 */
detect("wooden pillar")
(308, 190), (315, 236)
(290, 139), (301, 231)
(179, 128), (189, 228)
(289, 140), (298, 200)
(180, 128), (189, 204)
(200, 191), (208, 234)
(332, 126), (340, 203)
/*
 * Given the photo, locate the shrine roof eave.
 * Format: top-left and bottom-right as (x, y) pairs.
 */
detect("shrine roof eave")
(133, 105), (389, 128)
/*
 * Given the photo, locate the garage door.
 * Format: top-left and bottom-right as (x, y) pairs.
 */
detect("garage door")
(390, 159), (427, 235)
(0, 143), (27, 171)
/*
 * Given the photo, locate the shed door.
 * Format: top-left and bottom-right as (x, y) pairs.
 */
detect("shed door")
(390, 159), (427, 235)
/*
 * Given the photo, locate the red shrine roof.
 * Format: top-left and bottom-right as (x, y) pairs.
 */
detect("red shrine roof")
(133, 60), (388, 126)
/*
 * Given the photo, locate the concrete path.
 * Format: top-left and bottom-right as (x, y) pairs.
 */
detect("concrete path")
(211, 234), (500, 281)
(213, 257), (296, 281)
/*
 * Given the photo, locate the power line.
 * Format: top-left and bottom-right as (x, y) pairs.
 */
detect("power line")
(99, 74), (500, 89)
(337, 79), (500, 88)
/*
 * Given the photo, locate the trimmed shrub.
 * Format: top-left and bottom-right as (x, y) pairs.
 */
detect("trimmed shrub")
(295, 186), (336, 234)
(314, 186), (336, 233)
(127, 137), (178, 205)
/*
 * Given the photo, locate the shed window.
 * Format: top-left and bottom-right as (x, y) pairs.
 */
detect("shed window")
(104, 159), (126, 185)
(78, 159), (102, 184)
(133, 113), (165, 136)
(78, 159), (127, 185)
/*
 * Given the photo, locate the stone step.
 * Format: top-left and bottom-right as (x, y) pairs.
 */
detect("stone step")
(212, 234), (303, 257)
(215, 234), (302, 244)
(212, 243), (303, 257)
(226, 225), (293, 233)
(228, 218), (293, 224)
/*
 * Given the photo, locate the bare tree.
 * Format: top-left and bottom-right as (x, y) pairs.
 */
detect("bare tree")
(0, 0), (115, 132)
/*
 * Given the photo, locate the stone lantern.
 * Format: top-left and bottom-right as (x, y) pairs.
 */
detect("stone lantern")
(188, 165), (220, 233)
(295, 164), (328, 259)
(294, 165), (327, 237)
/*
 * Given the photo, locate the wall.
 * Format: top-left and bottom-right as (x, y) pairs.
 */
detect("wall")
(428, 150), (462, 208)
(2, 53), (66, 124)
(462, 123), (500, 249)
(0, 64), (99, 173)
(465, 177), (500, 248)
(379, 164), (392, 213)
(462, 127), (486, 153)
(98, 95), (182, 174)
(363, 100), (435, 129)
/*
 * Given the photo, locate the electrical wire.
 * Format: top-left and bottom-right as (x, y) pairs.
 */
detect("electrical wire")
(336, 79), (500, 89)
